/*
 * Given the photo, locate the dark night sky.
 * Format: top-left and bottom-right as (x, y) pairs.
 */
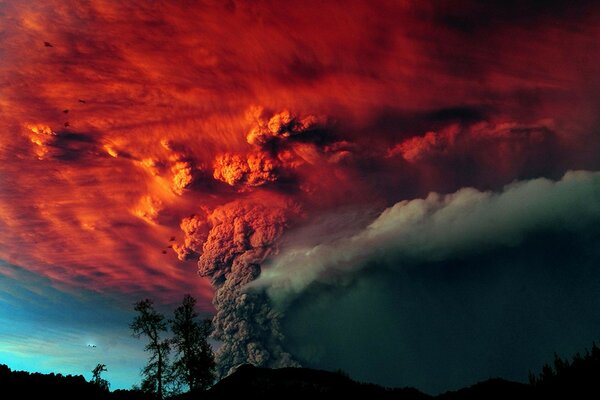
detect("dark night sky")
(1, 0), (600, 393)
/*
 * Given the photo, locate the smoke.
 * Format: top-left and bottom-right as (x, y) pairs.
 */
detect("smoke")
(212, 109), (349, 190)
(386, 121), (557, 165)
(213, 152), (279, 188)
(176, 197), (301, 376)
(177, 106), (597, 376)
(173, 211), (210, 262)
(245, 109), (319, 147)
(178, 108), (352, 374)
(255, 170), (600, 304)
(170, 161), (193, 195)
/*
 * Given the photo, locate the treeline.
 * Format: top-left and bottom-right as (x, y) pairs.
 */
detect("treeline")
(529, 342), (600, 397)
(3, 338), (600, 399)
(0, 364), (145, 400)
(0, 364), (96, 398)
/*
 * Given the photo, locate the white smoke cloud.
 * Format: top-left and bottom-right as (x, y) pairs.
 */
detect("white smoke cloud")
(255, 170), (600, 304)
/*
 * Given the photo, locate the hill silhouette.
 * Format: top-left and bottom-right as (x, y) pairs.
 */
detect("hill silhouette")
(437, 378), (532, 400)
(529, 342), (600, 399)
(0, 364), (146, 400)
(199, 364), (429, 399)
(3, 341), (600, 399)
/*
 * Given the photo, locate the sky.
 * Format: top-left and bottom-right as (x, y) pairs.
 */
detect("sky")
(1, 0), (600, 394)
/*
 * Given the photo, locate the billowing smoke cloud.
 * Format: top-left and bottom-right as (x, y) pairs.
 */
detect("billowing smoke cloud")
(212, 109), (348, 190)
(181, 102), (597, 375)
(179, 108), (361, 374)
(176, 196), (301, 375)
(213, 152), (279, 187)
(256, 170), (600, 303)
(387, 121), (556, 165)
(245, 109), (319, 147)
(179, 108), (356, 374)
(173, 211), (210, 262)
(170, 161), (194, 195)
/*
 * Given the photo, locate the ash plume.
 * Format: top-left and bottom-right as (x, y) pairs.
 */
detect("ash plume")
(182, 109), (354, 374)
(176, 198), (300, 376)
(212, 109), (336, 189)
(212, 152), (279, 187)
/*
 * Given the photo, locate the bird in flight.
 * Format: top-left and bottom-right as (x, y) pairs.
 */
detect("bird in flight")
(44, 41), (53, 47)
(78, 99), (86, 104)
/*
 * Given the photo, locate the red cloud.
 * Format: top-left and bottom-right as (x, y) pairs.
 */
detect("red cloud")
(213, 152), (279, 188)
(1, 0), (599, 308)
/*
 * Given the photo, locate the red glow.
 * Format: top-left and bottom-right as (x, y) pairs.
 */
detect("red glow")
(1, 1), (599, 306)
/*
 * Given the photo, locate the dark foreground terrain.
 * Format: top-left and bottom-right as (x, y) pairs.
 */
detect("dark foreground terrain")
(2, 344), (600, 400)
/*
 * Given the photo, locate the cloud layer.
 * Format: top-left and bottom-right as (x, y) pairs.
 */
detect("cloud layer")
(257, 171), (600, 301)
(2, 0), (600, 303)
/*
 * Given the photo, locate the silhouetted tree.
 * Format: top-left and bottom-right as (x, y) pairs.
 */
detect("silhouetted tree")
(131, 299), (171, 399)
(170, 294), (215, 392)
(92, 363), (110, 392)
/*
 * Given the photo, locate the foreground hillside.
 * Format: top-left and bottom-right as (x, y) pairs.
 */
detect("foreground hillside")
(3, 343), (600, 400)
(202, 364), (430, 399)
(0, 364), (145, 400)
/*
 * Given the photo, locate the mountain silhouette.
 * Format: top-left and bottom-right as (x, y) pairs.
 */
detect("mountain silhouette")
(3, 340), (600, 399)
(201, 364), (429, 399)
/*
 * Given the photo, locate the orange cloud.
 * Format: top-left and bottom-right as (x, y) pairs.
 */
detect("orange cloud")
(213, 152), (279, 188)
(171, 161), (193, 195)
(173, 211), (210, 261)
(1, 0), (600, 309)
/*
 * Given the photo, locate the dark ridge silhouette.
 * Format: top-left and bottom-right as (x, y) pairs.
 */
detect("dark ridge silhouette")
(0, 364), (147, 400)
(0, 364), (103, 399)
(437, 378), (533, 400)
(529, 342), (600, 398)
(110, 389), (149, 400)
(174, 364), (430, 399)
(4, 340), (600, 399)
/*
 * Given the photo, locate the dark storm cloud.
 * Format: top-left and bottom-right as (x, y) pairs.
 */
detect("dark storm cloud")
(282, 228), (600, 394)
(363, 106), (489, 141)
(434, 0), (595, 33)
(252, 170), (600, 393)
(44, 131), (100, 161)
